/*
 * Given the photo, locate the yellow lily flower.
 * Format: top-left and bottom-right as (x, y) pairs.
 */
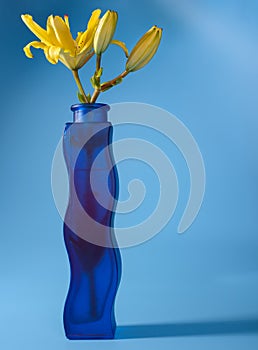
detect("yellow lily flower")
(21, 9), (101, 70)
(126, 25), (162, 72)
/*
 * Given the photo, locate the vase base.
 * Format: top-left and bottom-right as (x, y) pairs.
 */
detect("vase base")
(65, 332), (115, 340)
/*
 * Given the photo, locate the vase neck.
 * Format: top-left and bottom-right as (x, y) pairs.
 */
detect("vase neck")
(71, 103), (110, 123)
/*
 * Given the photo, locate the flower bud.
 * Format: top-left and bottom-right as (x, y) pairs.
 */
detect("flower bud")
(93, 10), (118, 55)
(126, 26), (162, 72)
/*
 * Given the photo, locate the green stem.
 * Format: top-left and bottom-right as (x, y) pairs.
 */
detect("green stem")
(72, 69), (89, 103)
(100, 70), (129, 91)
(90, 55), (102, 104)
(96, 54), (101, 72)
(90, 90), (101, 104)
(91, 70), (129, 103)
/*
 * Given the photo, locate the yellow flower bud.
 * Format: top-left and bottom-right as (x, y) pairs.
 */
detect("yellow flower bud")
(126, 26), (162, 72)
(93, 10), (118, 55)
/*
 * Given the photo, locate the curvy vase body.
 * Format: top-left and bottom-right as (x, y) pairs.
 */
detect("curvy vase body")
(63, 104), (121, 339)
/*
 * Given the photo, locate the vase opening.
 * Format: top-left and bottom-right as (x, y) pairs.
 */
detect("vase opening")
(71, 103), (110, 123)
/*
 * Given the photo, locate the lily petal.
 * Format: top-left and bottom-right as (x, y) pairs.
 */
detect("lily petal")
(87, 9), (101, 29)
(77, 9), (101, 53)
(49, 16), (75, 55)
(23, 41), (46, 58)
(58, 52), (73, 69)
(74, 51), (95, 69)
(46, 15), (61, 46)
(44, 45), (61, 64)
(21, 14), (52, 45)
(111, 40), (129, 57)
(59, 50), (94, 70)
(48, 46), (62, 63)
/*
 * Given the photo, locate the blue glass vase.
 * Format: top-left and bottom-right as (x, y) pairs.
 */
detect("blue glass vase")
(62, 103), (121, 339)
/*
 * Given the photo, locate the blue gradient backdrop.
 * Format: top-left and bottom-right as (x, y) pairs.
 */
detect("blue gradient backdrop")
(1, 0), (258, 349)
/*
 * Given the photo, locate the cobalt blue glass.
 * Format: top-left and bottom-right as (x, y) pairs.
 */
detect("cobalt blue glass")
(62, 103), (121, 339)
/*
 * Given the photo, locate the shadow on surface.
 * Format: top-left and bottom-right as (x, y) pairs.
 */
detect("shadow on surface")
(115, 318), (258, 339)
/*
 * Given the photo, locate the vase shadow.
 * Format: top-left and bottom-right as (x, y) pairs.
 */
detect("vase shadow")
(115, 318), (258, 339)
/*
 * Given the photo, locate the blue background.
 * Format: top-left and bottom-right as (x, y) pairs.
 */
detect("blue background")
(1, 0), (258, 349)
